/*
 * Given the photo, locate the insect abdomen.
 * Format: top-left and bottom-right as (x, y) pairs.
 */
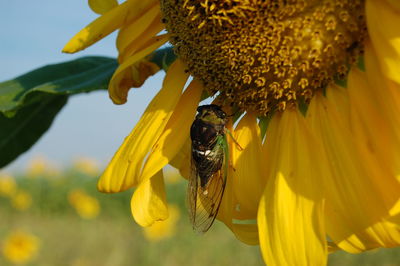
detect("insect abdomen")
(190, 119), (224, 187)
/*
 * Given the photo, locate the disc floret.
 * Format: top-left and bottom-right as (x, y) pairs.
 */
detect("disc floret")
(161, 0), (367, 114)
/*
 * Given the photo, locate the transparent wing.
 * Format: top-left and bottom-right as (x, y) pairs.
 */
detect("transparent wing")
(187, 143), (227, 233)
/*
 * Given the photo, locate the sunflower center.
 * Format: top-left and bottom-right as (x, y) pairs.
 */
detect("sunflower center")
(161, 0), (366, 115)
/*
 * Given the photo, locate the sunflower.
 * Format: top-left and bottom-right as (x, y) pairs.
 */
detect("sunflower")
(64, 0), (400, 265)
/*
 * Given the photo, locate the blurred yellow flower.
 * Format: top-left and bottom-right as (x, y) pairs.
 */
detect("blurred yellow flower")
(72, 157), (101, 176)
(68, 189), (100, 219)
(2, 230), (40, 265)
(0, 173), (17, 197)
(26, 155), (60, 178)
(11, 190), (32, 211)
(143, 205), (180, 242)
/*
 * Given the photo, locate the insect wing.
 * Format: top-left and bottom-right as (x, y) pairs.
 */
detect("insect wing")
(188, 136), (228, 233)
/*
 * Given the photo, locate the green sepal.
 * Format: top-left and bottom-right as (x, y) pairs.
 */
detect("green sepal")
(357, 56), (365, 72)
(258, 116), (271, 141)
(335, 77), (348, 88)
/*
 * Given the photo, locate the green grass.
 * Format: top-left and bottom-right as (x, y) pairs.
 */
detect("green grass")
(0, 169), (399, 265)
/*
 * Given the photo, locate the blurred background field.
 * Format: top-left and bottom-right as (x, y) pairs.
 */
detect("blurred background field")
(1, 156), (400, 266)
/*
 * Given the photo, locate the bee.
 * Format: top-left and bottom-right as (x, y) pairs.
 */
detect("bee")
(188, 104), (230, 233)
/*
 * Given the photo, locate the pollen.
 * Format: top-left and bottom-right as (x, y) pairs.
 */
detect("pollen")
(160, 0), (366, 115)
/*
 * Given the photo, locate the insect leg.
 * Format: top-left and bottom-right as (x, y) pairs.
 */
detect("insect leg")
(225, 128), (244, 151)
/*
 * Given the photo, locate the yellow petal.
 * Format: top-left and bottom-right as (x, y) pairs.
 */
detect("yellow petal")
(258, 109), (327, 266)
(118, 18), (165, 64)
(143, 204), (180, 241)
(229, 223), (259, 246)
(112, 59), (160, 98)
(386, 0), (400, 10)
(88, 0), (118, 15)
(326, 84), (351, 129)
(169, 137), (191, 180)
(116, 4), (162, 61)
(131, 169), (168, 227)
(98, 59), (189, 193)
(232, 113), (266, 220)
(139, 79), (203, 185)
(218, 114), (261, 246)
(366, 0), (400, 84)
(130, 59), (160, 87)
(347, 68), (394, 178)
(307, 92), (400, 253)
(365, 42), (400, 182)
(219, 140), (260, 246)
(109, 34), (169, 104)
(106, 59), (160, 100)
(63, 0), (158, 53)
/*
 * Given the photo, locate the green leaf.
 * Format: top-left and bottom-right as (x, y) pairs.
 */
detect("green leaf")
(0, 95), (68, 168)
(149, 46), (177, 71)
(0, 56), (117, 168)
(0, 56), (118, 117)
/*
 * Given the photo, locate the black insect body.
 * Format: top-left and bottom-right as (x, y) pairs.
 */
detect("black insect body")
(188, 104), (229, 233)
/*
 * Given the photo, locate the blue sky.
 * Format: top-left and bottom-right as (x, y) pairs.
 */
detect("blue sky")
(1, 1), (164, 171)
